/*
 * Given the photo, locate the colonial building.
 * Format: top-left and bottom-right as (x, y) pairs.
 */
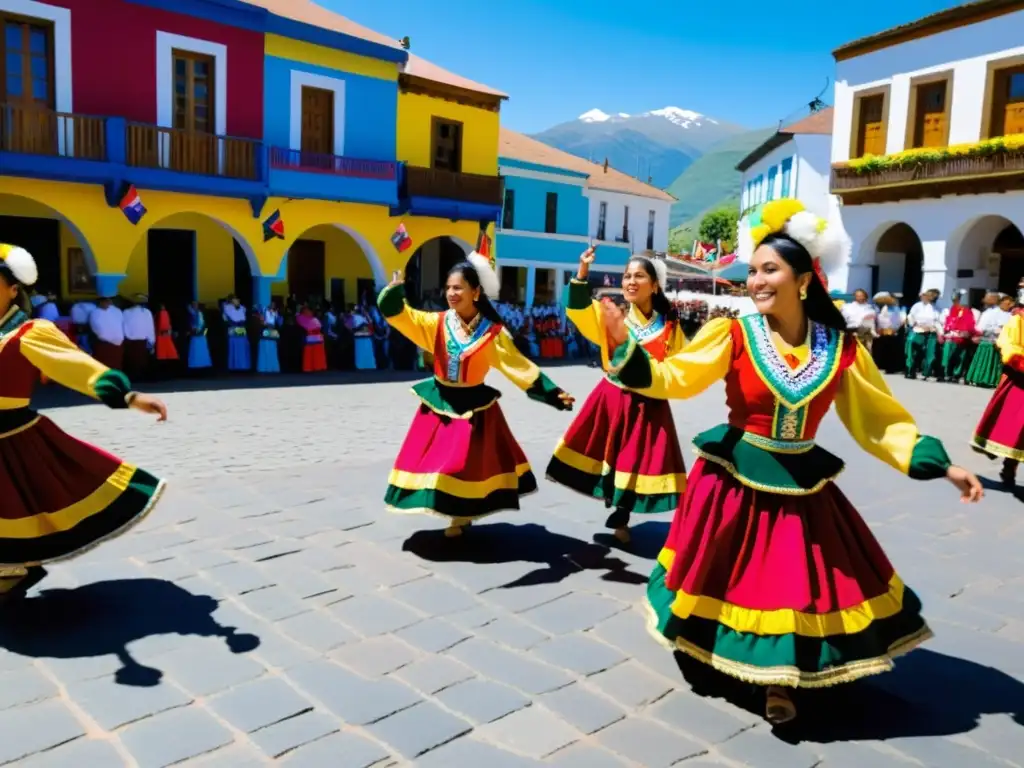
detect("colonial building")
(829, 0), (1024, 302)
(496, 128), (673, 305)
(0, 0), (505, 309)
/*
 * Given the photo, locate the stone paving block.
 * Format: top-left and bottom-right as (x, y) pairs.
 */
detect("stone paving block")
(119, 705), (233, 768)
(716, 727), (823, 768)
(539, 683), (626, 734)
(393, 655), (474, 694)
(483, 583), (573, 613)
(330, 594), (425, 636)
(208, 676), (313, 732)
(366, 700), (472, 758)
(249, 710), (340, 758)
(19, 737), (127, 767)
(413, 736), (544, 768)
(66, 676), (192, 730)
(390, 576), (482, 616)
(203, 561), (276, 594)
(520, 592), (628, 635)
(188, 744), (269, 767)
(476, 616), (551, 650)
(278, 730), (392, 767)
(181, 550), (237, 571)
(331, 635), (420, 677)
(962, 712), (1024, 763)
(587, 607), (686, 681)
(277, 609), (359, 652)
(475, 705), (581, 759)
(234, 539), (306, 564)
(237, 585), (312, 622)
(0, 700), (86, 764)
(595, 716), (707, 767)
(531, 633), (627, 676)
(648, 690), (752, 743)
(156, 642), (267, 697)
(434, 678), (532, 724)
(587, 660), (674, 708)
(544, 743), (630, 768)
(0, 667), (58, 710)
(286, 659), (422, 725)
(885, 735), (1010, 767)
(446, 606), (502, 629)
(394, 617), (471, 653)
(813, 741), (919, 768)
(260, 565), (337, 600)
(247, 629), (319, 670)
(447, 638), (574, 695)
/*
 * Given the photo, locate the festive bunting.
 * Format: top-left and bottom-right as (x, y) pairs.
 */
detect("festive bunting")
(118, 185), (147, 225)
(476, 226), (495, 269)
(262, 209), (285, 242)
(390, 223), (413, 253)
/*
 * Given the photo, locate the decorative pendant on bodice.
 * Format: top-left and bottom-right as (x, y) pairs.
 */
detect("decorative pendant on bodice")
(626, 309), (666, 346)
(442, 310), (495, 382)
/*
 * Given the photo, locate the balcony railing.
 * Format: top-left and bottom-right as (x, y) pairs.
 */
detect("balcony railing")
(0, 103), (107, 161)
(404, 165), (503, 206)
(832, 147), (1024, 194)
(126, 124), (259, 180)
(269, 147), (396, 180)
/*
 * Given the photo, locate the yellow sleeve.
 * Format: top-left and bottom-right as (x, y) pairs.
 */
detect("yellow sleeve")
(665, 323), (689, 356)
(377, 283), (440, 353)
(834, 342), (951, 478)
(19, 321), (133, 406)
(610, 316), (732, 399)
(564, 280), (609, 366)
(491, 330), (568, 409)
(997, 314), (1024, 364)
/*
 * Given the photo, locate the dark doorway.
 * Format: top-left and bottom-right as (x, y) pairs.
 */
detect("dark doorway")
(288, 239), (325, 303)
(356, 278), (375, 307)
(147, 229), (195, 308)
(995, 224), (1024, 297)
(233, 241), (253, 308)
(0, 216), (59, 298)
(877, 224), (923, 306)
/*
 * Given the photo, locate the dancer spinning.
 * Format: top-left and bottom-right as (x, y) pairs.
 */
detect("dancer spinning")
(380, 254), (574, 537)
(970, 295), (1024, 488)
(0, 244), (168, 600)
(606, 200), (982, 725)
(546, 248), (687, 543)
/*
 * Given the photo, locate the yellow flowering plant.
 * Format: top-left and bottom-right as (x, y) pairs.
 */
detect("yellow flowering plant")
(837, 133), (1024, 174)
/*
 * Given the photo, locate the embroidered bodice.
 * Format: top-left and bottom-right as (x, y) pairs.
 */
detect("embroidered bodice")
(625, 307), (677, 362)
(433, 309), (502, 385)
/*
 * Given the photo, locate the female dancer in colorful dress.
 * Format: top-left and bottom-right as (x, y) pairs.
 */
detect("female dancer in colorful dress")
(970, 299), (1024, 488)
(187, 302), (212, 373)
(223, 295), (251, 372)
(966, 292), (1014, 389)
(0, 244), (169, 600)
(380, 254), (575, 538)
(297, 306), (328, 373)
(606, 200), (983, 725)
(257, 303), (282, 374)
(546, 248), (687, 543)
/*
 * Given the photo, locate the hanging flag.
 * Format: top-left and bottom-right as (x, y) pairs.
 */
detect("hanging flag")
(119, 185), (147, 225)
(390, 223), (413, 253)
(262, 209), (285, 242)
(476, 223), (495, 269)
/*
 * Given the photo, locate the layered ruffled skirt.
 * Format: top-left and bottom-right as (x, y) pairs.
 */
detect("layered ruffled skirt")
(385, 381), (537, 521)
(646, 426), (931, 688)
(546, 378), (685, 514)
(0, 409), (164, 570)
(965, 341), (1002, 388)
(971, 366), (1024, 461)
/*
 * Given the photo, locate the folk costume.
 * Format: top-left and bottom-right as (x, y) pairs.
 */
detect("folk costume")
(186, 305), (213, 371)
(966, 302), (1010, 388)
(89, 300), (124, 371)
(379, 255), (572, 530)
(941, 291), (976, 382)
(257, 307), (282, 374)
(122, 295), (155, 381)
(905, 298), (941, 379)
(0, 245), (165, 598)
(970, 312), (1024, 485)
(547, 260), (688, 532)
(841, 299), (875, 352)
(614, 200), (948, 689)
(155, 307), (179, 363)
(297, 309), (327, 373)
(871, 292), (904, 374)
(223, 300), (251, 371)
(69, 300), (96, 354)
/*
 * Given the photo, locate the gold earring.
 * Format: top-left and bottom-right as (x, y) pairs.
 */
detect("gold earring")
(799, 287), (807, 301)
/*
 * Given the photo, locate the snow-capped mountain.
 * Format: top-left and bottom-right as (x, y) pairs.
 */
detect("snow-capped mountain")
(530, 106), (745, 188)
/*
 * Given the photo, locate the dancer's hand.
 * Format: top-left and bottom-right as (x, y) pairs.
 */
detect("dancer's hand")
(558, 391), (575, 410)
(129, 393), (168, 422)
(601, 299), (628, 349)
(946, 465), (983, 502)
(577, 247), (596, 280)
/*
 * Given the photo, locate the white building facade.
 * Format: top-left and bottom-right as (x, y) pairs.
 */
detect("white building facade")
(587, 185), (673, 256)
(829, 2), (1024, 301)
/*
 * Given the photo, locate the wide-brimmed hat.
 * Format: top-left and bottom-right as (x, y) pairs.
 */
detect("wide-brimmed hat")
(873, 291), (895, 305)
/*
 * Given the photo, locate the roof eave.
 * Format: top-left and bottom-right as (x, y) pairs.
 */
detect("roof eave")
(735, 132), (793, 172)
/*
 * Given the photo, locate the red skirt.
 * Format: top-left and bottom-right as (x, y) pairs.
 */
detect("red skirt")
(546, 377), (685, 514)
(971, 366), (1024, 461)
(646, 458), (931, 688)
(302, 341), (327, 373)
(156, 334), (179, 361)
(384, 401), (537, 521)
(0, 410), (164, 568)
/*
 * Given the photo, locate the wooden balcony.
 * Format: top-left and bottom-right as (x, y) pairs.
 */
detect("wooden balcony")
(404, 165), (503, 206)
(0, 103), (107, 161)
(831, 145), (1024, 204)
(126, 124), (259, 181)
(269, 147), (396, 180)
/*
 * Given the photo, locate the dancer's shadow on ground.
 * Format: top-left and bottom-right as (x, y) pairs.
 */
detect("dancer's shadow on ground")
(403, 522), (648, 589)
(978, 474), (1024, 503)
(593, 521), (669, 560)
(0, 578), (260, 687)
(675, 648), (1023, 742)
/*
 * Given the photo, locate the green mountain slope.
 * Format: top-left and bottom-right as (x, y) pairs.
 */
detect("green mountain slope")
(668, 194), (740, 253)
(666, 128), (775, 228)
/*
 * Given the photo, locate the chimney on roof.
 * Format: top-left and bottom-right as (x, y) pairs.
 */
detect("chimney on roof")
(603, 157), (609, 173)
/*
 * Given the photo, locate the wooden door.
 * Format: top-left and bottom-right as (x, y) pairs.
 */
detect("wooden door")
(300, 86), (334, 159)
(432, 118), (462, 172)
(914, 81), (947, 148)
(856, 94), (886, 157)
(147, 229), (196, 308)
(999, 69), (1024, 136)
(1, 16), (56, 154)
(171, 50), (216, 174)
(287, 239), (325, 303)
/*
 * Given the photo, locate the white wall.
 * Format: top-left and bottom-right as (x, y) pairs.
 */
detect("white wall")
(832, 10), (1024, 163)
(793, 134), (831, 218)
(586, 187), (672, 254)
(739, 138), (796, 211)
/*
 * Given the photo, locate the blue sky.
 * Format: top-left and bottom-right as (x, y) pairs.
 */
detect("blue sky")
(324, 0), (965, 134)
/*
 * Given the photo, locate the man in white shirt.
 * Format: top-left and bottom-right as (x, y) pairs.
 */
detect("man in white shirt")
(841, 289), (876, 351)
(905, 289), (941, 379)
(89, 296), (125, 371)
(123, 294), (156, 381)
(70, 299), (97, 352)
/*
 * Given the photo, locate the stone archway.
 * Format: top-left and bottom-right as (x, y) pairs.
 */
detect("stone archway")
(873, 223), (924, 305)
(276, 223), (389, 308)
(402, 236), (473, 306)
(947, 214), (1024, 298)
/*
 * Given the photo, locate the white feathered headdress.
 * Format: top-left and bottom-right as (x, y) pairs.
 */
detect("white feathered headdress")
(736, 196), (851, 290)
(467, 250), (501, 298)
(0, 243), (38, 286)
